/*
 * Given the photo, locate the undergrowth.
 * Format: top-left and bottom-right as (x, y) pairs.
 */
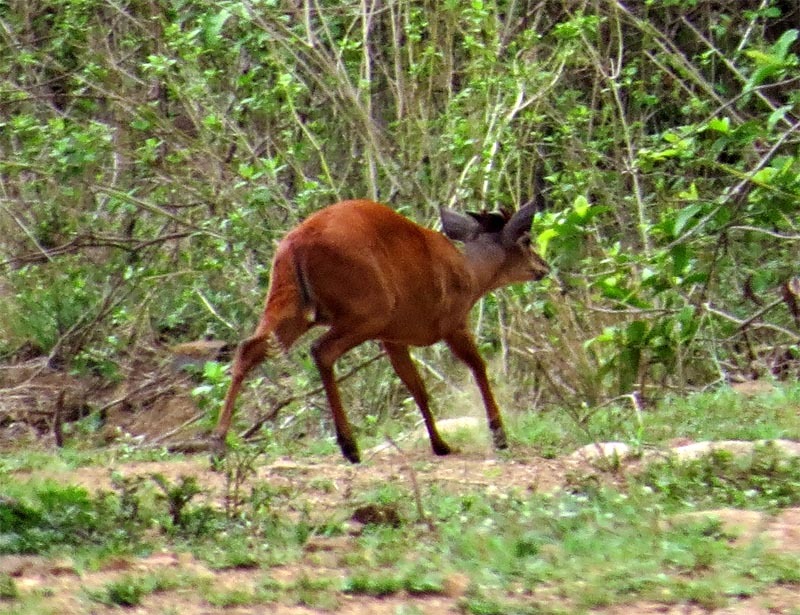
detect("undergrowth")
(2, 385), (800, 612)
(2, 451), (799, 612)
(636, 442), (800, 512)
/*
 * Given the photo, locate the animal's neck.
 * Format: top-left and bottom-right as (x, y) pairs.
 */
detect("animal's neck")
(462, 242), (505, 300)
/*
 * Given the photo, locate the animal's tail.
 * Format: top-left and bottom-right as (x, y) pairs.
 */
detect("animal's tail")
(292, 250), (319, 325)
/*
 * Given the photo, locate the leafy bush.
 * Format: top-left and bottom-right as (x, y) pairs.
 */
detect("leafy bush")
(0, 0), (798, 428)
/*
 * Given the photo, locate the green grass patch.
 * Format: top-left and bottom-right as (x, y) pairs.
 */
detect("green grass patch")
(87, 570), (194, 607)
(0, 450), (78, 474)
(3, 463), (799, 613)
(0, 573), (18, 600)
(344, 555), (445, 597)
(510, 382), (800, 456)
(644, 385), (800, 443)
(0, 445), (180, 476)
(0, 481), (137, 555)
(0, 471), (230, 559)
(636, 442), (800, 512)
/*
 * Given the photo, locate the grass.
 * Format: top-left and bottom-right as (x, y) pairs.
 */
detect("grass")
(642, 385), (800, 443)
(0, 573), (18, 600)
(1, 383), (800, 613)
(509, 381), (800, 454)
(0, 449), (79, 474)
(0, 442), (180, 474)
(86, 570), (197, 607)
(636, 442), (800, 512)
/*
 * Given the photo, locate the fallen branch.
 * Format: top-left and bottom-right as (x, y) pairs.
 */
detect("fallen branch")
(148, 412), (206, 447)
(96, 372), (176, 414)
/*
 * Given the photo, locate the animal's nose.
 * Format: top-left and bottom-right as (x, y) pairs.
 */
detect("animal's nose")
(531, 261), (550, 280)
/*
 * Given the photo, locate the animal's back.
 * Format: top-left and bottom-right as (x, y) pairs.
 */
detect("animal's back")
(272, 200), (473, 346)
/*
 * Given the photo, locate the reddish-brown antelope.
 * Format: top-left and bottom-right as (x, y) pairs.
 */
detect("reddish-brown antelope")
(213, 199), (549, 463)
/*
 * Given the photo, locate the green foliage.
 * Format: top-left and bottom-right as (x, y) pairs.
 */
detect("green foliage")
(342, 572), (404, 597)
(190, 361), (230, 430)
(0, 483), (129, 554)
(90, 576), (149, 607)
(1, 260), (116, 362)
(0, 574), (18, 600)
(637, 443), (800, 512)
(0, 471), (225, 556)
(218, 443), (265, 518)
(194, 532), (263, 571)
(534, 195), (604, 267)
(743, 29), (799, 98)
(1, 1), (799, 431)
(87, 571), (190, 607)
(150, 474), (206, 531)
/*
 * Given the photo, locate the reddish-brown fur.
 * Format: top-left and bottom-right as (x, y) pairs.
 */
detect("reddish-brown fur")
(213, 199), (549, 463)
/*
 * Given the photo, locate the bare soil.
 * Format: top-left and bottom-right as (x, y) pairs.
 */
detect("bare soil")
(4, 450), (800, 614)
(2, 362), (800, 613)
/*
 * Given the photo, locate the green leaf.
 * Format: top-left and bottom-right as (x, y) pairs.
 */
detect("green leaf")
(677, 183), (699, 202)
(748, 64), (783, 89)
(626, 320), (648, 345)
(573, 195), (590, 218)
(536, 228), (559, 256)
(670, 243), (690, 276)
(204, 8), (232, 45)
(771, 29), (799, 62)
(745, 49), (775, 66)
(706, 117), (730, 134)
(768, 105), (792, 130)
(673, 203), (703, 237)
(752, 166), (778, 184)
(586, 326), (617, 347)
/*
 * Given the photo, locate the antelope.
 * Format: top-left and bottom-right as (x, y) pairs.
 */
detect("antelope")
(213, 199), (549, 463)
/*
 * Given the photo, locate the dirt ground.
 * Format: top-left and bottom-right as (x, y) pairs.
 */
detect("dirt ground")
(2, 361), (800, 613)
(3, 452), (800, 615)
(4, 449), (800, 614)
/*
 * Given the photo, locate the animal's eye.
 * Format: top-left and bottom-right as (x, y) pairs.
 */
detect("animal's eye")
(519, 236), (532, 248)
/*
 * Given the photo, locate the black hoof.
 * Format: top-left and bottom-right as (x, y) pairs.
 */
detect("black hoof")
(339, 437), (361, 464)
(433, 440), (453, 456)
(492, 427), (508, 450)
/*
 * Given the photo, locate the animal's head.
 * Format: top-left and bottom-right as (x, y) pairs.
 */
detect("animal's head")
(439, 201), (550, 286)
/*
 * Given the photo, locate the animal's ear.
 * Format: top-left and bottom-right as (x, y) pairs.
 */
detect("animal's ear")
(440, 207), (481, 241)
(501, 201), (539, 244)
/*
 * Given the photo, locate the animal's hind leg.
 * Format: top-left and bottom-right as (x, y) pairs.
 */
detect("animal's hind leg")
(212, 333), (270, 446)
(311, 325), (379, 463)
(213, 314), (308, 449)
(383, 342), (452, 456)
